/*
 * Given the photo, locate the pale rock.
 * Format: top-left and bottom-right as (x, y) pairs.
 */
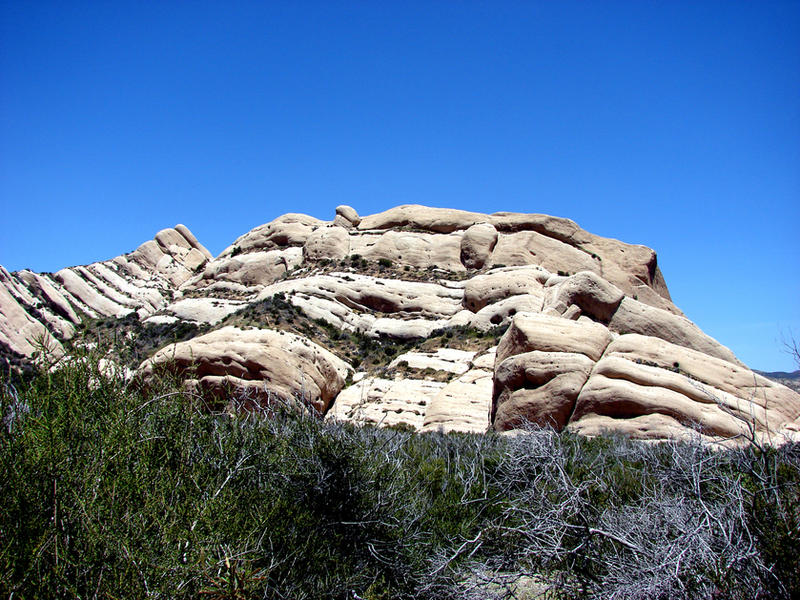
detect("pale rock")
(493, 350), (594, 431)
(489, 231), (600, 276)
(567, 413), (719, 444)
(74, 266), (143, 311)
(143, 315), (180, 325)
(421, 369), (494, 434)
(196, 248), (302, 289)
(290, 294), (376, 334)
(303, 225), (350, 261)
(358, 204), (485, 233)
(389, 348), (477, 374)
(139, 326), (351, 413)
(155, 227), (194, 255)
(496, 312), (612, 365)
(585, 334), (800, 431)
(460, 223), (498, 269)
(327, 377), (446, 428)
(543, 271), (624, 323)
(16, 271), (81, 324)
(164, 297), (247, 324)
(463, 266), (548, 312)
(54, 269), (133, 318)
(468, 295), (544, 330)
(368, 317), (450, 340)
(174, 224), (213, 259)
(223, 214), (324, 255)
(335, 205), (361, 226)
(0, 284), (63, 358)
(259, 273), (464, 320)
(86, 263), (164, 312)
(490, 212), (589, 243)
(609, 297), (741, 364)
(333, 215), (353, 228)
(472, 347), (497, 370)
(350, 231), (465, 271)
(572, 373), (752, 440)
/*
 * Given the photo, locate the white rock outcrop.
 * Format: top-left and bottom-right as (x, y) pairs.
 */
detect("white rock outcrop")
(3, 205), (798, 445)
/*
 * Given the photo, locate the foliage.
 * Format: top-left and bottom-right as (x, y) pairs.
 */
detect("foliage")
(1, 354), (799, 599)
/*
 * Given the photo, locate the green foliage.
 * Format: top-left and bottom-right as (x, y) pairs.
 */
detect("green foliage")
(1, 358), (799, 599)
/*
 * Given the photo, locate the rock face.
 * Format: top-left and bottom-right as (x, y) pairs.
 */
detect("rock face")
(139, 326), (351, 413)
(0, 225), (211, 361)
(3, 205), (798, 445)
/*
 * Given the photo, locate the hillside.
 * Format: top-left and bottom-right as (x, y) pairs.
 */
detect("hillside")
(2, 204), (799, 445)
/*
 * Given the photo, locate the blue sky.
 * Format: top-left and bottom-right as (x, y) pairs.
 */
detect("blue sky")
(1, 1), (798, 371)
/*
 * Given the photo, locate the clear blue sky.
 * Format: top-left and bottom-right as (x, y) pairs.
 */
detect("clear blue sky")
(1, 1), (798, 371)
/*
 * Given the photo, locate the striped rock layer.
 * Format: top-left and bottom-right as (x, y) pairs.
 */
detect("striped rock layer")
(3, 205), (798, 445)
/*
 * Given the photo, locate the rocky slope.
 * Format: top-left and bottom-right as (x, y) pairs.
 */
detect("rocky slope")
(2, 204), (799, 445)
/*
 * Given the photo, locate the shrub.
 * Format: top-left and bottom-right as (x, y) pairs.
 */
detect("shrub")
(2, 356), (798, 599)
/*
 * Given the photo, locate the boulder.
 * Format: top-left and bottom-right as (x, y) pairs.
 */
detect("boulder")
(543, 271), (625, 323)
(488, 231), (601, 276)
(222, 213), (324, 255)
(421, 367), (494, 434)
(138, 326), (352, 413)
(327, 377), (446, 429)
(460, 223), (498, 269)
(463, 266), (548, 312)
(350, 231), (465, 271)
(495, 312), (612, 365)
(335, 205), (361, 227)
(493, 350), (594, 430)
(197, 248), (302, 289)
(575, 334), (800, 433)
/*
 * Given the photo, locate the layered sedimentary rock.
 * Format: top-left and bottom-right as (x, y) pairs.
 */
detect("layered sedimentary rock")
(138, 326), (351, 413)
(3, 204), (798, 444)
(0, 225), (211, 360)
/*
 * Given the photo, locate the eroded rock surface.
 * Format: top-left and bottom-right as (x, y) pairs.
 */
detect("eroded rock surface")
(0, 225), (210, 359)
(139, 326), (351, 413)
(3, 205), (798, 445)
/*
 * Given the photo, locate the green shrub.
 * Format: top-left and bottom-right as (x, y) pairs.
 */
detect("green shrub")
(2, 356), (798, 599)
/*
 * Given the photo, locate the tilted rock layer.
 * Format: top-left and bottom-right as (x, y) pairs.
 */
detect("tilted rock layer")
(2, 205), (798, 444)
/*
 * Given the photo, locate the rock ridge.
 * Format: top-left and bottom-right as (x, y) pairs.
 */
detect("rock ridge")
(2, 205), (797, 445)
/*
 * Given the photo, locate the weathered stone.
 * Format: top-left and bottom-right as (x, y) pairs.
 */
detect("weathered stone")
(460, 223), (498, 269)
(463, 266), (548, 312)
(335, 205), (361, 226)
(493, 350), (594, 431)
(609, 297), (741, 364)
(303, 226), (350, 261)
(139, 326), (351, 413)
(543, 271), (624, 323)
(496, 312), (612, 365)
(358, 204), (485, 233)
(350, 231), (465, 271)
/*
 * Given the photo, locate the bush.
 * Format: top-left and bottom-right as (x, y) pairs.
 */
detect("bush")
(2, 357), (798, 599)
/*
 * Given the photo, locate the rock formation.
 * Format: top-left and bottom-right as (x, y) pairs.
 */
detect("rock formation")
(2, 205), (798, 445)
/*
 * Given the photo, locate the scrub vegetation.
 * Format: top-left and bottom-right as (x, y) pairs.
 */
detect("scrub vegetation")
(1, 348), (799, 599)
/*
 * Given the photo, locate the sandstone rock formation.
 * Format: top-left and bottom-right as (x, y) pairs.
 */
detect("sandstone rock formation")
(139, 326), (351, 413)
(0, 225), (211, 361)
(2, 205), (798, 445)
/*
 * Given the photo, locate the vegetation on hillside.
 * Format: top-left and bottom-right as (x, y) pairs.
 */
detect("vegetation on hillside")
(1, 347), (798, 599)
